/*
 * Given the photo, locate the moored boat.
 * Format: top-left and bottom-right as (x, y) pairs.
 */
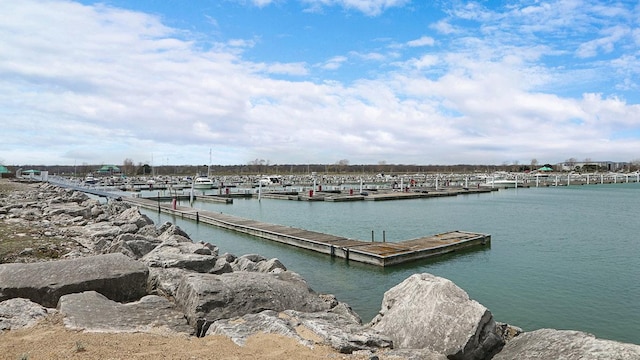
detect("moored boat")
(193, 176), (214, 189)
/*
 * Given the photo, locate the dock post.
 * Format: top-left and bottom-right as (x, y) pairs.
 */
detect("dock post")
(157, 192), (160, 213)
(196, 212), (199, 223)
(345, 247), (350, 261)
(371, 230), (374, 242)
(330, 245), (335, 257)
(383, 230), (386, 242)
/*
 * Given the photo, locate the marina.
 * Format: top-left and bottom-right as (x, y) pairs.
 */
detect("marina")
(43, 175), (640, 343)
(125, 196), (490, 267)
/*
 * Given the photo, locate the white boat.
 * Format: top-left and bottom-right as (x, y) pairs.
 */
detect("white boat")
(193, 176), (214, 189)
(480, 172), (520, 188)
(489, 179), (519, 188)
(255, 175), (282, 187)
(84, 173), (98, 185)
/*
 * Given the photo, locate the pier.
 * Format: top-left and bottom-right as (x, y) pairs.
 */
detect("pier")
(124, 197), (490, 267)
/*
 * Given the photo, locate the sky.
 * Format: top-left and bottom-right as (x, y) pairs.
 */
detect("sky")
(1, 0), (640, 167)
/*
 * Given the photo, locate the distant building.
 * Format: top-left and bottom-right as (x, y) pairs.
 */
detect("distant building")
(0, 165), (10, 178)
(558, 161), (628, 172)
(96, 165), (122, 176)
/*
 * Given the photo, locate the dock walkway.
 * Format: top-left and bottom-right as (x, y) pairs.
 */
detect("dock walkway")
(125, 197), (490, 267)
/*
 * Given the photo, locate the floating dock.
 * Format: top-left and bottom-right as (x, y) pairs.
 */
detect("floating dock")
(125, 197), (490, 267)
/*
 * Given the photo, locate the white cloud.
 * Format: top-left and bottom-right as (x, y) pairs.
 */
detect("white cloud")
(1, 0), (639, 166)
(350, 51), (387, 61)
(228, 38), (257, 48)
(251, 0), (276, 7)
(407, 36), (435, 47)
(302, 0), (411, 16)
(321, 56), (348, 70)
(430, 20), (457, 35)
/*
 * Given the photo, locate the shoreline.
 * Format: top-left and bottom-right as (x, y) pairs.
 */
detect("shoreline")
(0, 181), (640, 359)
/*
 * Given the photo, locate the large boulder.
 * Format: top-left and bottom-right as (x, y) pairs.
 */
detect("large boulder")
(107, 233), (162, 259)
(112, 207), (154, 229)
(231, 254), (287, 273)
(141, 241), (218, 273)
(43, 203), (92, 219)
(0, 298), (53, 331)
(147, 267), (192, 297)
(369, 273), (504, 360)
(174, 271), (333, 336)
(58, 291), (193, 335)
(493, 328), (640, 360)
(206, 308), (393, 353)
(0, 253), (149, 307)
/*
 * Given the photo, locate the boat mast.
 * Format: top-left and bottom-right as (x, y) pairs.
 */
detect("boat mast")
(208, 148), (212, 178)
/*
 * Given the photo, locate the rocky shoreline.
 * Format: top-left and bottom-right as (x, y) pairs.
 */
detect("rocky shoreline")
(1, 181), (638, 359)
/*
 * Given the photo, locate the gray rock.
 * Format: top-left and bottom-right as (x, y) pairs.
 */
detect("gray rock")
(369, 273), (504, 360)
(107, 233), (161, 259)
(90, 204), (104, 218)
(239, 253), (267, 263)
(118, 223), (140, 234)
(281, 309), (393, 353)
(209, 257), (233, 275)
(158, 224), (191, 242)
(44, 203), (91, 218)
(84, 222), (122, 239)
(137, 224), (160, 237)
(496, 322), (523, 343)
(141, 243), (217, 273)
(175, 271), (332, 336)
(206, 310), (308, 346)
(257, 258), (287, 273)
(112, 207), (154, 229)
(68, 191), (89, 203)
(147, 267), (191, 297)
(206, 309), (392, 354)
(0, 298), (53, 330)
(231, 254), (287, 273)
(383, 349), (448, 360)
(492, 328), (640, 360)
(58, 291), (192, 335)
(0, 253), (149, 307)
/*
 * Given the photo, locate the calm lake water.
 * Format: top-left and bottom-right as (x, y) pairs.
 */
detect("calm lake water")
(141, 183), (640, 345)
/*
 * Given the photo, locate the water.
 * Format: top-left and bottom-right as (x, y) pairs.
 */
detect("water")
(140, 183), (640, 345)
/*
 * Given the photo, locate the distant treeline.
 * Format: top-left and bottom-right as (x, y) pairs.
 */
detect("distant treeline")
(5, 163), (566, 177)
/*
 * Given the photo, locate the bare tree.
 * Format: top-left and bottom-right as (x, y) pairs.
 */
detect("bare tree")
(122, 158), (134, 176)
(530, 158), (538, 170)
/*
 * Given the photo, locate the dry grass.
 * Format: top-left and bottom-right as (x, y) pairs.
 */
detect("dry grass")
(0, 180), (70, 263)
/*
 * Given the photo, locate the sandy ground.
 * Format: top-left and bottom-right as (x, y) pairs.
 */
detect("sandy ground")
(0, 179), (375, 359)
(0, 315), (371, 360)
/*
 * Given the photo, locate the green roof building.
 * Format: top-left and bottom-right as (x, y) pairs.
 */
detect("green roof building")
(96, 165), (121, 175)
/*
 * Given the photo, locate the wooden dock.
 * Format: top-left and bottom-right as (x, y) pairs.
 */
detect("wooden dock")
(125, 197), (490, 267)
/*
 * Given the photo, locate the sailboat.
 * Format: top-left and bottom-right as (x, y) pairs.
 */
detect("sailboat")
(193, 148), (214, 189)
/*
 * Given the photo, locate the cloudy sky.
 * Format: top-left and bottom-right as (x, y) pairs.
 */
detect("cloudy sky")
(2, 0), (639, 167)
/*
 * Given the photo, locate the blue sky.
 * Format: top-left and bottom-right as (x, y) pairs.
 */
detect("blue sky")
(1, 0), (639, 167)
